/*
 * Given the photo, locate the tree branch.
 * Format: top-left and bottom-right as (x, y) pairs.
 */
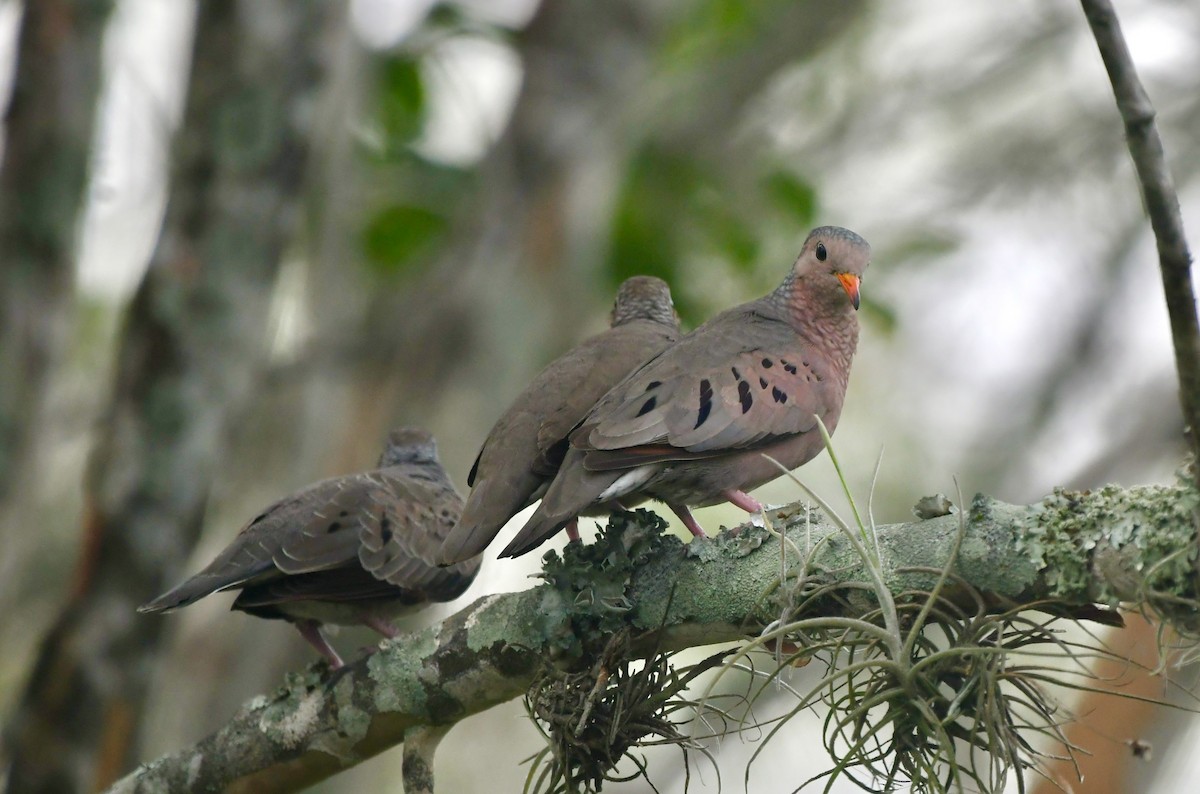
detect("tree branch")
(1080, 0), (1199, 482)
(109, 482), (1200, 793)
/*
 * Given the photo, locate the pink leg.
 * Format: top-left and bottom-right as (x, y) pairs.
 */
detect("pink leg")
(565, 518), (581, 543)
(295, 619), (344, 668)
(724, 489), (763, 513)
(669, 504), (707, 539)
(363, 615), (399, 639)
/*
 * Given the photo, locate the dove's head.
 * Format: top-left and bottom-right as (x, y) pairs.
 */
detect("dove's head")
(611, 275), (679, 329)
(379, 427), (439, 466)
(789, 226), (870, 311)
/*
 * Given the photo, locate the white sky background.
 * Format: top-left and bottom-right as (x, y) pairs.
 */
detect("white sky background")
(2, 0), (1198, 791)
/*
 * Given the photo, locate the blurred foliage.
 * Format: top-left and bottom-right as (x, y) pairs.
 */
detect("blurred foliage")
(763, 170), (818, 228)
(605, 145), (824, 327)
(376, 56), (426, 149)
(360, 53), (459, 278)
(358, 3), (860, 328)
(606, 148), (693, 319)
(664, 0), (762, 64)
(362, 204), (448, 274)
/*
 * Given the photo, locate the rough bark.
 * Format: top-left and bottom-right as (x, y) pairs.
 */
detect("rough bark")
(109, 482), (1200, 793)
(0, 0), (114, 501)
(2, 3), (333, 792)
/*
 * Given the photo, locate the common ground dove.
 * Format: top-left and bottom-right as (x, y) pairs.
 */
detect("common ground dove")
(436, 276), (680, 564)
(139, 428), (478, 668)
(501, 226), (869, 558)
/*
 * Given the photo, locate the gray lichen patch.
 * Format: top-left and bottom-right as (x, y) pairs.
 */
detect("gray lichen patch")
(366, 624), (439, 716)
(461, 587), (565, 654)
(258, 688), (326, 751)
(323, 672), (372, 753)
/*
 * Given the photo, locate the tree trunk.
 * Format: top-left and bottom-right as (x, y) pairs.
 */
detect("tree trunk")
(0, 0), (113, 501)
(2, 3), (334, 792)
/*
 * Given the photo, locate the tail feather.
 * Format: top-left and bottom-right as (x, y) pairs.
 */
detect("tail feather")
(138, 569), (259, 613)
(498, 456), (627, 559)
(138, 579), (219, 614)
(498, 508), (571, 559)
(436, 474), (531, 565)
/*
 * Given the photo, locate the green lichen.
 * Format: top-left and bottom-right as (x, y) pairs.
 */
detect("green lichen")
(1024, 481), (1199, 605)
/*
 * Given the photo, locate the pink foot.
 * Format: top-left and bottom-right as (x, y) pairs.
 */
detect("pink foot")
(565, 518), (581, 543)
(724, 489), (763, 513)
(363, 615), (399, 639)
(669, 504), (707, 538)
(295, 619), (344, 668)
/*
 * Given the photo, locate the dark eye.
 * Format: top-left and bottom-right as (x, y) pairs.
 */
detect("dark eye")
(815, 242), (827, 262)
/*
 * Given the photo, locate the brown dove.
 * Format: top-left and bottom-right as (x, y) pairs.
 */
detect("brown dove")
(501, 226), (869, 558)
(436, 276), (680, 564)
(139, 428), (478, 668)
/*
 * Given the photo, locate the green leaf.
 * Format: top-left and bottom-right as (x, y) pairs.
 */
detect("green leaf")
(377, 56), (425, 144)
(764, 171), (818, 227)
(607, 154), (683, 280)
(704, 210), (759, 271)
(664, 0), (759, 64)
(361, 205), (446, 274)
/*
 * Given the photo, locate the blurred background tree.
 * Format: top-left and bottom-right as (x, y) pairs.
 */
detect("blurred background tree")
(0, 0), (1196, 791)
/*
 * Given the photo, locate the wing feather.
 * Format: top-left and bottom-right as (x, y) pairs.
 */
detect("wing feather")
(576, 308), (838, 465)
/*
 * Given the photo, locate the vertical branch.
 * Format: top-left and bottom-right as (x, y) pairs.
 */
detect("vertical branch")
(402, 725), (450, 794)
(1080, 0), (1199, 480)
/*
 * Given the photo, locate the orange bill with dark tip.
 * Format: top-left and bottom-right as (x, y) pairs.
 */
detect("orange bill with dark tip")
(836, 273), (861, 310)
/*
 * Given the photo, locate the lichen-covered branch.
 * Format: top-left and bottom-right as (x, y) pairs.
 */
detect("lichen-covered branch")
(1080, 0), (1199, 481)
(109, 482), (1199, 793)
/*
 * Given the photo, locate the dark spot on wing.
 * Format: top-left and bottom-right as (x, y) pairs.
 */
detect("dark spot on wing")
(645, 380), (662, 392)
(738, 380), (753, 414)
(637, 396), (657, 417)
(759, 377), (768, 389)
(380, 516), (393, 543)
(783, 361), (798, 375)
(695, 379), (713, 428)
(772, 387), (788, 404)
(731, 366), (742, 380)
(326, 521), (342, 534)
(339, 510), (349, 518)
(761, 358), (773, 368)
